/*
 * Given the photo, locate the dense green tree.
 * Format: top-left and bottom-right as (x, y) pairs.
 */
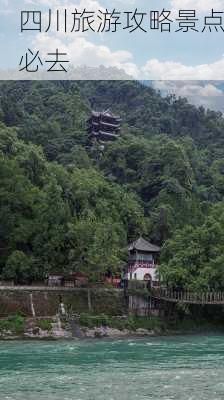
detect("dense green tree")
(0, 80), (224, 286)
(0, 120), (145, 282)
(67, 214), (126, 281)
(3, 251), (37, 284)
(160, 204), (224, 291)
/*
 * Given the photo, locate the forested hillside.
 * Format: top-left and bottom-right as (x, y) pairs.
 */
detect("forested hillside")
(0, 80), (224, 289)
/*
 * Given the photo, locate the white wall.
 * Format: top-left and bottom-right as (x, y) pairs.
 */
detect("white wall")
(126, 267), (158, 282)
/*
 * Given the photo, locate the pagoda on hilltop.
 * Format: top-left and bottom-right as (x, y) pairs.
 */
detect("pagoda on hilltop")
(88, 109), (121, 146)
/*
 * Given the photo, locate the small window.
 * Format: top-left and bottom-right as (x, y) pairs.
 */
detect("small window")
(134, 273), (137, 280)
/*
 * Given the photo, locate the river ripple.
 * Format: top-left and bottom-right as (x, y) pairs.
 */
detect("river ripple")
(0, 335), (224, 400)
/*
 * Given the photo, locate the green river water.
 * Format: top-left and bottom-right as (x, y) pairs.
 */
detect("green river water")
(0, 335), (224, 400)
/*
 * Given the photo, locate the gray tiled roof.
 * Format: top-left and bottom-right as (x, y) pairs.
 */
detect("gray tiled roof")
(128, 237), (160, 252)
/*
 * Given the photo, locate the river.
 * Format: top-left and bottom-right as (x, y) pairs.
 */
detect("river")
(0, 335), (224, 400)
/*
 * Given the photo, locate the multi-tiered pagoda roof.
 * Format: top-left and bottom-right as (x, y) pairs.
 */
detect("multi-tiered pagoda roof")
(88, 110), (121, 145)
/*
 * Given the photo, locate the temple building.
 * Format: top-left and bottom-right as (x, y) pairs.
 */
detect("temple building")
(125, 237), (160, 286)
(88, 109), (121, 145)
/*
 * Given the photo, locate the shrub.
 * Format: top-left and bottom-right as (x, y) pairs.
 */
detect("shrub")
(8, 315), (25, 333)
(78, 313), (163, 332)
(37, 319), (52, 331)
(0, 315), (26, 334)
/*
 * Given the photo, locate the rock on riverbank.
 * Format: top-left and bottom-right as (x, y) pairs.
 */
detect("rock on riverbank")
(0, 316), (159, 340)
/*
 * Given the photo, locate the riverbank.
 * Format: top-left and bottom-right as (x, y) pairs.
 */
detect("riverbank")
(0, 314), (163, 340)
(0, 313), (223, 340)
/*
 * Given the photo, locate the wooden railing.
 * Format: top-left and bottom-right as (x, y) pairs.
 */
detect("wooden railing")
(150, 288), (224, 305)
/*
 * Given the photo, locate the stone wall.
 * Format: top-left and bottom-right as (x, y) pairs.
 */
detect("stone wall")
(0, 288), (127, 317)
(128, 295), (159, 316)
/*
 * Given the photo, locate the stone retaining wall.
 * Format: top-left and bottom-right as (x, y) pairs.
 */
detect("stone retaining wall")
(0, 287), (127, 317)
